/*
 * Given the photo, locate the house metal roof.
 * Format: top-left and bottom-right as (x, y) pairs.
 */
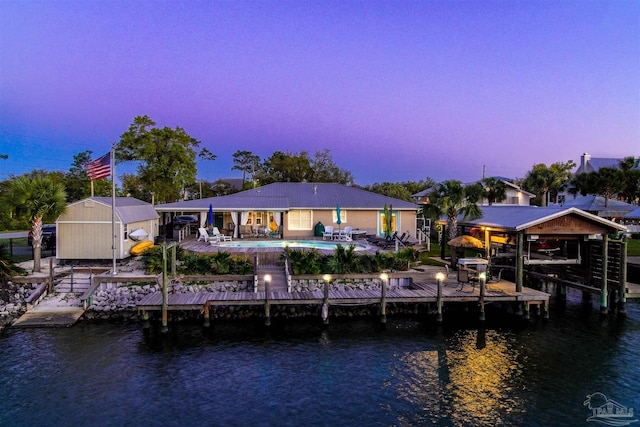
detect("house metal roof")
(155, 182), (419, 212)
(562, 196), (635, 217)
(624, 207), (640, 219)
(73, 197), (159, 224)
(457, 205), (627, 232)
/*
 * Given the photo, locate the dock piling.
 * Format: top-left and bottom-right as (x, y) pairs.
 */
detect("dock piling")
(478, 272), (486, 322)
(380, 273), (388, 324)
(322, 275), (331, 325)
(436, 272), (444, 322)
(264, 274), (271, 326)
(203, 302), (210, 328)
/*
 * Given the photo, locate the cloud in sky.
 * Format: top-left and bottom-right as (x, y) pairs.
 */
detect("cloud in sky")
(1, 1), (638, 185)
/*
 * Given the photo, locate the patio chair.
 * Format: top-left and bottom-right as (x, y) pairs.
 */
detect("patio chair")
(197, 227), (210, 242)
(457, 268), (478, 291)
(323, 226), (334, 240)
(211, 227), (232, 242)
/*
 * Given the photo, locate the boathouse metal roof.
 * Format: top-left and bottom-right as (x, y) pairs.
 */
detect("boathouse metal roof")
(155, 182), (419, 212)
(457, 205), (627, 232)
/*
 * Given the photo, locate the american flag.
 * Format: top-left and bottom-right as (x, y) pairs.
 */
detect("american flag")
(85, 152), (111, 180)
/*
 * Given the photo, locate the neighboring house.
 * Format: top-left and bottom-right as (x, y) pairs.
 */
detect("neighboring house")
(217, 178), (244, 191)
(574, 152), (630, 175)
(481, 179), (534, 206)
(155, 182), (419, 239)
(411, 188), (431, 205)
(56, 197), (159, 260)
(623, 207), (640, 232)
(412, 179), (533, 206)
(562, 195), (635, 220)
(560, 152), (639, 202)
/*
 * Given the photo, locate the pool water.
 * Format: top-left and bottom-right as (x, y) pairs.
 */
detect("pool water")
(218, 239), (370, 251)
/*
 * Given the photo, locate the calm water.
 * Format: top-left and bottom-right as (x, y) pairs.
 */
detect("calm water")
(1, 292), (639, 427)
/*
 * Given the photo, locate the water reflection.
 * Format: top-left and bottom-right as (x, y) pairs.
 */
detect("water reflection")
(392, 328), (525, 426)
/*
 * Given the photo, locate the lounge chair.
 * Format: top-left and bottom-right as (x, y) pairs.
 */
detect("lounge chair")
(381, 232), (406, 249)
(323, 226), (334, 240)
(197, 227), (210, 242)
(334, 226), (352, 241)
(372, 231), (398, 247)
(396, 233), (415, 248)
(211, 227), (232, 243)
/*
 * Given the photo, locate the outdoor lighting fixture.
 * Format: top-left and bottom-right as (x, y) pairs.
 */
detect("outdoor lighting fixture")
(479, 272), (487, 281)
(323, 274), (331, 282)
(264, 274), (271, 283)
(380, 273), (389, 281)
(435, 272), (445, 282)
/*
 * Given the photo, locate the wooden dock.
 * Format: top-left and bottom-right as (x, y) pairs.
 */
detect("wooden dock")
(137, 279), (550, 326)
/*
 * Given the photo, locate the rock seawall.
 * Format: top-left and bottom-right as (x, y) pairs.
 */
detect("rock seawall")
(0, 282), (37, 330)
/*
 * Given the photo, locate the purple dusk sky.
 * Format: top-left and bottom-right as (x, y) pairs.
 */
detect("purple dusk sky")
(1, 1), (638, 185)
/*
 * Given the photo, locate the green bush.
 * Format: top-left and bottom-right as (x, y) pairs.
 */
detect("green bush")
(284, 245), (417, 275)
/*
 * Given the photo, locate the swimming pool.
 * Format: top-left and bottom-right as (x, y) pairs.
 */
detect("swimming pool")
(217, 239), (370, 251)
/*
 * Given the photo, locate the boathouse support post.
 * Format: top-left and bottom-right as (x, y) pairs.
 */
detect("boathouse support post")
(619, 239), (627, 315)
(523, 302), (530, 320)
(264, 274), (271, 326)
(436, 273), (444, 322)
(543, 299), (549, 319)
(322, 275), (331, 325)
(516, 232), (524, 293)
(600, 235), (609, 315)
(380, 273), (388, 324)
(171, 245), (177, 277)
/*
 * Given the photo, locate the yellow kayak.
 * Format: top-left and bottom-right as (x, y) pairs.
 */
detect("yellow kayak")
(131, 240), (154, 256)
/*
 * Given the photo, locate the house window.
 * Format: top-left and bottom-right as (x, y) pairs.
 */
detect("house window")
(123, 224), (129, 241)
(288, 210), (313, 230)
(332, 210), (347, 224)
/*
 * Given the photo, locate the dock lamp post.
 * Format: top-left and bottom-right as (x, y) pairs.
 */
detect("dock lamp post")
(322, 274), (331, 325)
(264, 274), (272, 326)
(478, 272), (487, 322)
(380, 273), (389, 324)
(435, 272), (445, 322)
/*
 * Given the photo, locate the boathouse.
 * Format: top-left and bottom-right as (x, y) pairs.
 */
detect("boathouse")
(450, 206), (630, 313)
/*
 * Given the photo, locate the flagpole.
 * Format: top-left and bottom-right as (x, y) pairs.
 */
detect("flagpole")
(111, 143), (117, 275)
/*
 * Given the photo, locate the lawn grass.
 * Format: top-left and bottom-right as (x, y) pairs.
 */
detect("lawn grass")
(627, 238), (640, 256)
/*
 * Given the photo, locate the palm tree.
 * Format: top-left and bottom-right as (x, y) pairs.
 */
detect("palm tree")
(423, 180), (482, 267)
(482, 177), (507, 205)
(618, 156), (640, 204)
(8, 176), (67, 273)
(522, 161), (575, 206)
